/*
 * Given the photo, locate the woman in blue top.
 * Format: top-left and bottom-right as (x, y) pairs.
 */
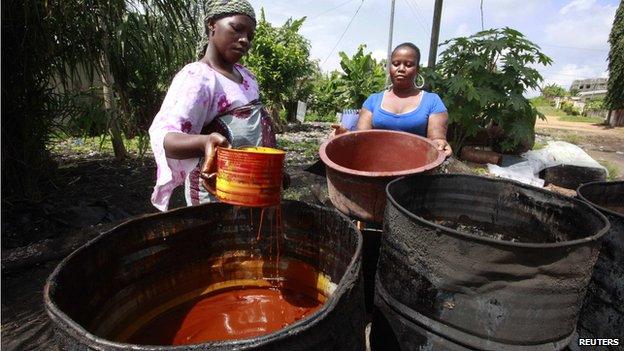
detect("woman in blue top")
(334, 42), (452, 156)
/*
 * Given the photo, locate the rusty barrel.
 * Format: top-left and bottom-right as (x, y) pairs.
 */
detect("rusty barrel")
(373, 174), (609, 351)
(576, 181), (624, 346)
(214, 146), (285, 207)
(44, 201), (365, 350)
(319, 130), (445, 223)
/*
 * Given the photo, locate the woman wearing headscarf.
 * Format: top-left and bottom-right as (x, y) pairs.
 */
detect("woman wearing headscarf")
(333, 42), (452, 156)
(149, 0), (276, 211)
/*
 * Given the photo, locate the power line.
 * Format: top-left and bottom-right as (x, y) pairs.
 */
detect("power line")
(539, 43), (608, 52)
(308, 0), (357, 20)
(540, 65), (608, 71)
(321, 0), (365, 67)
(401, 0), (429, 38)
(410, 0), (432, 29)
(541, 72), (607, 78)
(404, 0), (431, 38)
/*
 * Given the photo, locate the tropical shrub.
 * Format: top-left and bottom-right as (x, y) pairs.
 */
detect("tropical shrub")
(3, 0), (202, 198)
(606, 1), (623, 126)
(561, 101), (581, 116)
(426, 27), (552, 153)
(242, 9), (315, 125)
(541, 83), (567, 99)
(307, 70), (344, 120)
(584, 98), (606, 112)
(2, 0), (58, 199)
(337, 45), (386, 108)
(307, 45), (386, 120)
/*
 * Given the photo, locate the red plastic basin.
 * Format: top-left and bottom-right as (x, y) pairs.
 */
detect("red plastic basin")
(319, 130), (445, 223)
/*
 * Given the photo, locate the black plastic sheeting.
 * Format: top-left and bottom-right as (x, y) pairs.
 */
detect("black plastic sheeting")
(375, 174), (609, 351)
(44, 200), (365, 350)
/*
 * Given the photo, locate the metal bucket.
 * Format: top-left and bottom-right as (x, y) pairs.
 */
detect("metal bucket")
(207, 146), (285, 207)
(374, 174), (609, 350)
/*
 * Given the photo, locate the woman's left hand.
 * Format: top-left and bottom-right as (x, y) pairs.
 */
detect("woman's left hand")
(433, 138), (453, 157)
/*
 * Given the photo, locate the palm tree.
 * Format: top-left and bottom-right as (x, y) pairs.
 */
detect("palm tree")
(48, 0), (203, 160)
(2, 0), (202, 199)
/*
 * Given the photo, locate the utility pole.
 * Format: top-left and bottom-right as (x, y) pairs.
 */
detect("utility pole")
(428, 0), (443, 70)
(386, 0), (396, 86)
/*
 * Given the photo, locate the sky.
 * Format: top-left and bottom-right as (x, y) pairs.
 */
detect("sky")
(247, 0), (618, 95)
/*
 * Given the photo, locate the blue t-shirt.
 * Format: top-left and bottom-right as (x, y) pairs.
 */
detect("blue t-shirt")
(362, 91), (447, 136)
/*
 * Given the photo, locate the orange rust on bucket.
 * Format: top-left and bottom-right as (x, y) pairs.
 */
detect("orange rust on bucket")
(208, 146), (286, 207)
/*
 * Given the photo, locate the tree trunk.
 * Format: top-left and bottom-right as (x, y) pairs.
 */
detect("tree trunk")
(611, 109), (624, 127)
(286, 100), (298, 123)
(99, 54), (127, 161)
(268, 105), (286, 133)
(97, 15), (127, 161)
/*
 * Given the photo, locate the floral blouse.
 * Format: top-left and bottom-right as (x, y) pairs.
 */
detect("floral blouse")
(148, 62), (260, 211)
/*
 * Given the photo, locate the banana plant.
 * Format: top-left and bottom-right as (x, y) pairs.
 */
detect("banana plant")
(338, 45), (386, 108)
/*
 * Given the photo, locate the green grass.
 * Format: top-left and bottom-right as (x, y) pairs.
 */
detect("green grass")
(48, 133), (150, 156)
(533, 104), (571, 119)
(558, 115), (605, 124)
(532, 141), (546, 150)
(276, 138), (320, 159)
(472, 167), (489, 176)
(305, 112), (337, 123)
(282, 187), (305, 201)
(531, 98), (603, 124)
(559, 133), (585, 145)
(598, 160), (619, 181)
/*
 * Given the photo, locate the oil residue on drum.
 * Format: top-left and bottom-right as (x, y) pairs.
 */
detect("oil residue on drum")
(604, 204), (624, 215)
(432, 217), (561, 243)
(127, 285), (324, 345)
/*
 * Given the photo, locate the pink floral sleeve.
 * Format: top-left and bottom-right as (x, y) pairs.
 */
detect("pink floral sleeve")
(148, 63), (215, 211)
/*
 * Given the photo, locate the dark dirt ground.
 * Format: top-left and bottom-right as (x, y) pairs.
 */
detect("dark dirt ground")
(2, 157), (163, 350)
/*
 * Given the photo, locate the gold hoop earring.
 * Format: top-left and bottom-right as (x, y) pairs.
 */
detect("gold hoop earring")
(414, 73), (425, 89)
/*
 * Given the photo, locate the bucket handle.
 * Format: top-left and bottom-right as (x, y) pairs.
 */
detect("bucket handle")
(200, 146), (221, 196)
(200, 171), (217, 196)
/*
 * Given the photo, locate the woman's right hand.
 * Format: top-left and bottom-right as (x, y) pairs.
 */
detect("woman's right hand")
(199, 133), (230, 193)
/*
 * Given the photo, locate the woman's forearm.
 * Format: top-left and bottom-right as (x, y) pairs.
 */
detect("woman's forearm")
(427, 113), (449, 140)
(163, 132), (212, 159)
(356, 109), (374, 130)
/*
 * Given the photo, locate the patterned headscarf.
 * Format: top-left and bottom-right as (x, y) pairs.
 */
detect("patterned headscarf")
(196, 0), (256, 59)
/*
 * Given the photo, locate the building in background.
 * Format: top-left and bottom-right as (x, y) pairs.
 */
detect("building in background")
(552, 77), (609, 120)
(570, 78), (608, 102)
(570, 78), (608, 92)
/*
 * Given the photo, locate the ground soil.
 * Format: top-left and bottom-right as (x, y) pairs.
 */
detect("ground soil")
(535, 114), (624, 178)
(2, 120), (621, 349)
